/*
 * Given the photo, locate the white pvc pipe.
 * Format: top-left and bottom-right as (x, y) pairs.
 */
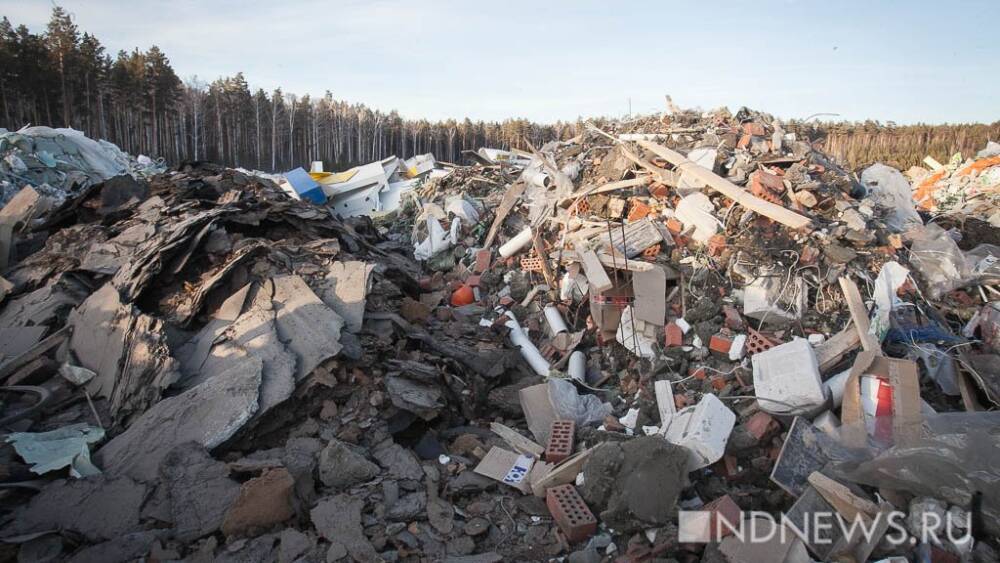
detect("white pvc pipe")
(569, 351), (586, 382)
(504, 311), (550, 377)
(544, 305), (568, 335)
(522, 168), (550, 189)
(498, 227), (533, 258)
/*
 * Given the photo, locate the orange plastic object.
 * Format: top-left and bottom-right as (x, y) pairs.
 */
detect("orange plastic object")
(450, 284), (475, 306)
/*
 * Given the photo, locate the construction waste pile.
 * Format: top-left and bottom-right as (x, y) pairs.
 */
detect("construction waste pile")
(0, 108), (999, 563)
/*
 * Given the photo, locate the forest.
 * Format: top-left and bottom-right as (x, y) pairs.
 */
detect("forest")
(1, 7), (997, 172)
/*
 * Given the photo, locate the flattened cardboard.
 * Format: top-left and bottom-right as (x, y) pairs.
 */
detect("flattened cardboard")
(841, 352), (921, 445)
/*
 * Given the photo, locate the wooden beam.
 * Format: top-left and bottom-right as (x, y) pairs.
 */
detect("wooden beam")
(838, 277), (882, 355)
(490, 423), (545, 457)
(815, 323), (862, 373)
(636, 140), (812, 231)
(578, 247), (613, 292)
(483, 181), (526, 249)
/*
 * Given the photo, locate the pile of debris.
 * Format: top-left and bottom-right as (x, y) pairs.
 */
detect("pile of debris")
(1, 107), (999, 563)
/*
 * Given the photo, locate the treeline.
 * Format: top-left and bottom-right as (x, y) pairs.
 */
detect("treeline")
(0, 7), (572, 172)
(796, 121), (1000, 170)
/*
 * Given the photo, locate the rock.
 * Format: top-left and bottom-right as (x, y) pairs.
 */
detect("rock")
(7, 475), (146, 541)
(447, 536), (476, 556)
(463, 517), (490, 536)
(399, 297), (432, 324)
(387, 492), (426, 521)
(222, 467), (296, 537)
(372, 440), (424, 481)
(318, 439), (379, 489)
(278, 528), (314, 563)
(214, 532), (281, 563)
(18, 534), (62, 563)
(159, 442), (240, 541)
(449, 434), (486, 457)
(426, 496), (455, 535)
(283, 436), (322, 502)
(66, 531), (165, 563)
(310, 494), (375, 562)
(579, 436), (688, 532)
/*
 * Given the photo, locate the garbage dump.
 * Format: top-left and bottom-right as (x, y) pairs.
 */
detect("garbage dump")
(1, 105), (999, 563)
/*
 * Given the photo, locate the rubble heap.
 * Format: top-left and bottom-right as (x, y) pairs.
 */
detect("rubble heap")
(1, 108), (999, 563)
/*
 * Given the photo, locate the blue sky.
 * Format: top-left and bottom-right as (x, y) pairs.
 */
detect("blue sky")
(3, 0), (997, 124)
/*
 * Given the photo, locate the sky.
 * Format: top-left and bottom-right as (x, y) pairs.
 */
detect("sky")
(3, 0), (998, 124)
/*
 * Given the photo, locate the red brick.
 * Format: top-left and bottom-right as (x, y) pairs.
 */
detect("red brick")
(745, 328), (777, 356)
(744, 411), (777, 441)
(710, 375), (727, 391)
(627, 199), (651, 222)
(664, 323), (684, 347)
(702, 495), (742, 540)
(474, 248), (491, 273)
(709, 333), (733, 359)
(545, 420), (575, 464)
(742, 122), (766, 136)
(649, 183), (670, 199)
(722, 305), (744, 331)
(689, 367), (706, 380)
(666, 218), (684, 234)
(707, 234), (726, 257)
(546, 484), (597, 543)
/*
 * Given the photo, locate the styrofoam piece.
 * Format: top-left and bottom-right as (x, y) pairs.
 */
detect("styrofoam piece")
(675, 318), (691, 334)
(504, 311), (550, 377)
(619, 408), (639, 429)
(811, 410), (841, 435)
(807, 333), (826, 345)
(654, 380), (676, 425)
(568, 351), (586, 382)
(544, 305), (568, 335)
(822, 368), (851, 408)
(729, 334), (747, 361)
(310, 161), (324, 173)
(499, 227), (533, 258)
(559, 270), (589, 302)
(751, 338), (826, 414)
(674, 192), (719, 243)
(662, 393), (736, 470)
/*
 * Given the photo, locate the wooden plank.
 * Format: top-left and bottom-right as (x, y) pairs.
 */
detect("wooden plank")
(578, 247), (613, 292)
(490, 422), (545, 457)
(636, 140), (812, 231)
(815, 323), (862, 373)
(807, 472), (879, 523)
(837, 277), (882, 355)
(530, 447), (594, 497)
(531, 231), (556, 288)
(483, 181), (526, 249)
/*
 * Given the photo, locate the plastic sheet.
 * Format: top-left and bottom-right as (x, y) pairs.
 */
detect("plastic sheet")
(826, 412), (1000, 536)
(547, 378), (612, 428)
(860, 163), (923, 232)
(908, 224), (971, 299)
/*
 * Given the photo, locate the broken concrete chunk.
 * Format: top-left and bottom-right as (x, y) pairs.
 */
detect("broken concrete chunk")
(94, 352), (262, 482)
(159, 442), (241, 542)
(310, 494), (376, 562)
(5, 475), (146, 542)
(372, 440), (425, 481)
(271, 274), (344, 379)
(318, 439), (380, 489)
(578, 436), (688, 532)
(318, 261), (375, 333)
(69, 283), (180, 427)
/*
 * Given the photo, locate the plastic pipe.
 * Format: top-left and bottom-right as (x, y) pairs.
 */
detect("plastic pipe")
(568, 351), (586, 382)
(504, 311), (550, 377)
(498, 227), (533, 258)
(544, 305), (568, 335)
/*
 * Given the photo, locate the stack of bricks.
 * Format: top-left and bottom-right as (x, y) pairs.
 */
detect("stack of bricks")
(545, 420), (575, 463)
(546, 484), (597, 543)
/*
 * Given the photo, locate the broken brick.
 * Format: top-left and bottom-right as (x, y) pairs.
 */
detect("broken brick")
(665, 323), (684, 347)
(546, 484), (597, 543)
(744, 411), (777, 441)
(722, 305), (744, 331)
(474, 248), (491, 273)
(707, 234), (726, 257)
(627, 199), (651, 222)
(701, 495), (742, 540)
(709, 333), (734, 359)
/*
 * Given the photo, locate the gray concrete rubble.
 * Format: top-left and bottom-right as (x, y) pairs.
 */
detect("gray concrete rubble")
(1, 115), (999, 562)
